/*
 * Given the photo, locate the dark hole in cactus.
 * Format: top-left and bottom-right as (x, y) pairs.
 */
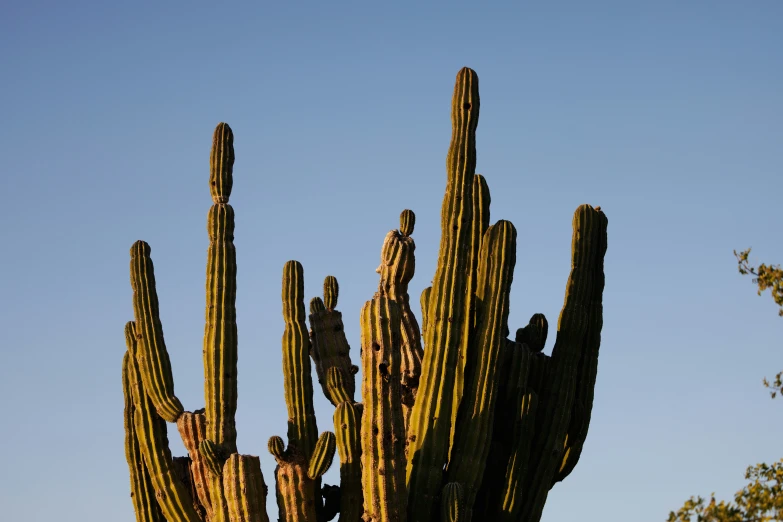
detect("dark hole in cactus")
(372, 342), (380, 352)
(373, 425), (379, 435)
(463, 102), (471, 110)
(379, 362), (388, 377)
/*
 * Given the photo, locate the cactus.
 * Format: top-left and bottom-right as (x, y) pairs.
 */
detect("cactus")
(360, 295), (408, 521)
(122, 69), (608, 522)
(376, 210), (423, 432)
(309, 275), (356, 406)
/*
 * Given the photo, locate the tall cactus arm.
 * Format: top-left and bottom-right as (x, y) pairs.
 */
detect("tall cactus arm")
(553, 211), (607, 484)
(282, 260), (319, 459)
(123, 351), (167, 522)
(129, 242), (184, 422)
(518, 205), (608, 522)
(447, 220), (517, 520)
(406, 67), (480, 522)
(203, 122), (239, 454)
(125, 322), (202, 522)
(361, 295), (408, 522)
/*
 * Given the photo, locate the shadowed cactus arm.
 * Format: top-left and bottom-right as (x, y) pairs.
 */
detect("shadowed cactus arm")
(553, 216), (607, 484)
(361, 295), (408, 522)
(497, 390), (537, 521)
(441, 483), (464, 522)
(407, 67), (480, 522)
(125, 322), (202, 522)
(518, 205), (608, 522)
(123, 351), (167, 522)
(447, 220), (517, 520)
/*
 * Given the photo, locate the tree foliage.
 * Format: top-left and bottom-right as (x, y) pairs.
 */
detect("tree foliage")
(666, 460), (783, 522)
(734, 249), (783, 398)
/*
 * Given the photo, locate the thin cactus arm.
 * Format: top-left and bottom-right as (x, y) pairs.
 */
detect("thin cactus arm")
(406, 67), (480, 522)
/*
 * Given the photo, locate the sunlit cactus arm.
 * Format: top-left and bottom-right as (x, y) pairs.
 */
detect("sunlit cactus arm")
(407, 67), (480, 522)
(203, 122), (239, 454)
(334, 401), (363, 522)
(447, 220), (517, 520)
(125, 322), (202, 522)
(309, 276), (356, 406)
(129, 243), (184, 422)
(282, 260), (319, 458)
(376, 210), (422, 432)
(518, 205), (608, 522)
(123, 351), (166, 522)
(450, 174), (491, 458)
(223, 454), (270, 522)
(361, 295), (408, 522)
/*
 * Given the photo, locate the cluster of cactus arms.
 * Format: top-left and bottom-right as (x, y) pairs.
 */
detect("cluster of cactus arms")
(122, 67), (608, 522)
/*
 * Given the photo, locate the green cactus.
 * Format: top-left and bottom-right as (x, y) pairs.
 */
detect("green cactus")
(223, 454), (270, 522)
(447, 220), (517, 520)
(360, 294), (408, 521)
(376, 209), (423, 432)
(123, 351), (166, 522)
(406, 66), (480, 522)
(308, 432), (337, 479)
(309, 276), (356, 406)
(122, 70), (608, 522)
(334, 401), (363, 522)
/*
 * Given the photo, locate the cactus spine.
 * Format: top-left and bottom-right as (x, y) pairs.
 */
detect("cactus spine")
(122, 71), (608, 522)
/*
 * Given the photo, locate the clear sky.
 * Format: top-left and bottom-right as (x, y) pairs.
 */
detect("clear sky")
(1, 2), (781, 521)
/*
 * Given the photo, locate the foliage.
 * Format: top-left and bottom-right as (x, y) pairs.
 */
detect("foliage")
(666, 460), (783, 522)
(734, 249), (783, 398)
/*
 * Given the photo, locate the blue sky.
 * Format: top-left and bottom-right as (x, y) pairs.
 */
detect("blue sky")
(1, 2), (781, 521)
